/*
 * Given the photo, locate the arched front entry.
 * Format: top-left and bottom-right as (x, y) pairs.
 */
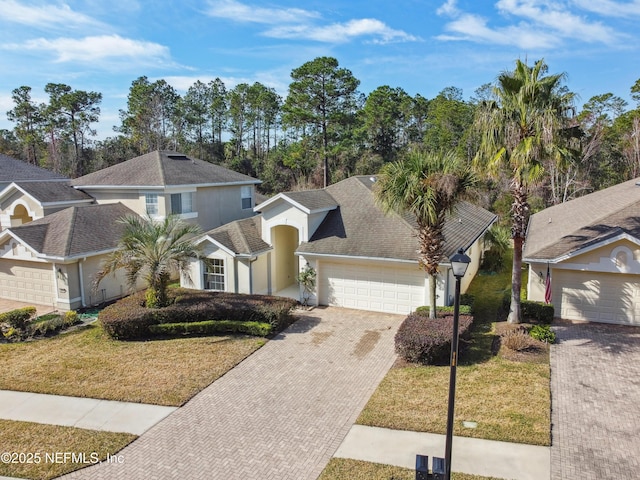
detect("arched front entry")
(271, 225), (299, 293)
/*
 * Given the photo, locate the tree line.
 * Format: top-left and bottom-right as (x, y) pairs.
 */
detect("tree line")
(2, 56), (640, 208)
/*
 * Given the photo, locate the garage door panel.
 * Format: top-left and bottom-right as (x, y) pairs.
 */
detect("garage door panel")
(556, 270), (640, 325)
(0, 260), (54, 306)
(320, 261), (425, 314)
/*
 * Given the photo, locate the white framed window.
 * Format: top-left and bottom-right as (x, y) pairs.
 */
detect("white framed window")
(241, 185), (253, 210)
(171, 192), (194, 214)
(145, 194), (158, 215)
(204, 259), (225, 291)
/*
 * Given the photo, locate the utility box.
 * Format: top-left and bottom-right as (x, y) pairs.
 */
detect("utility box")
(416, 454), (430, 480)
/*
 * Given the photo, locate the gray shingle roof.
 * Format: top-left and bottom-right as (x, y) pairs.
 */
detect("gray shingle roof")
(9, 203), (137, 258)
(203, 216), (270, 255)
(296, 176), (496, 262)
(71, 151), (260, 188)
(12, 181), (93, 203)
(524, 177), (640, 260)
(280, 190), (338, 212)
(0, 154), (67, 183)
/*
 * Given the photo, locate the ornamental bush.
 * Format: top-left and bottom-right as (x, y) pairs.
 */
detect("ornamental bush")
(529, 324), (556, 343)
(99, 288), (298, 340)
(0, 306), (36, 331)
(149, 320), (272, 337)
(394, 313), (473, 365)
(415, 305), (472, 316)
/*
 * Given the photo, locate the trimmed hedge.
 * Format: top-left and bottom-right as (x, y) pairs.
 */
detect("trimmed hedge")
(501, 294), (554, 324)
(149, 320), (272, 337)
(395, 312), (473, 365)
(415, 304), (472, 316)
(0, 306), (36, 330)
(99, 288), (298, 340)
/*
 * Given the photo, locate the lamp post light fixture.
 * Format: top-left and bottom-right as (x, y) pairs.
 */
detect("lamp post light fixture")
(444, 248), (471, 480)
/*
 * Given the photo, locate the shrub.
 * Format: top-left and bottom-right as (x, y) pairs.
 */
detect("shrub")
(0, 306), (36, 330)
(501, 328), (534, 352)
(521, 301), (554, 324)
(395, 313), (473, 365)
(149, 320), (272, 337)
(28, 316), (65, 337)
(530, 325), (556, 343)
(459, 293), (474, 308)
(415, 305), (472, 316)
(99, 288), (298, 340)
(63, 310), (79, 327)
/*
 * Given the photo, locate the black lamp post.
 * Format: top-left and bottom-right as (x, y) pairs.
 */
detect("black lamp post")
(444, 248), (471, 480)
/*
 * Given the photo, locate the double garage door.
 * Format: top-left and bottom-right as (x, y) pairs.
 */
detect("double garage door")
(0, 260), (55, 306)
(319, 261), (426, 314)
(555, 270), (640, 325)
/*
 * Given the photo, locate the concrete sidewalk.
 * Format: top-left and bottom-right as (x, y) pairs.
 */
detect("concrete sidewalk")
(335, 425), (550, 480)
(0, 390), (176, 435)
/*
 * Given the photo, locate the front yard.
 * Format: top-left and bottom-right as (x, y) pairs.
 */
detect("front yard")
(356, 262), (550, 446)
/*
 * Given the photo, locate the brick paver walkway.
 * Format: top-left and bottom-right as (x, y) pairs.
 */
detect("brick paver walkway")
(550, 320), (640, 480)
(63, 307), (401, 480)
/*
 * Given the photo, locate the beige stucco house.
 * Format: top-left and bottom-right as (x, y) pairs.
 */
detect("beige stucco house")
(0, 151), (260, 311)
(183, 176), (496, 315)
(524, 177), (640, 325)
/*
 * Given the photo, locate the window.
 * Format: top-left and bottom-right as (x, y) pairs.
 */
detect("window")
(241, 186), (253, 210)
(145, 194), (158, 215)
(204, 259), (225, 291)
(171, 192), (193, 214)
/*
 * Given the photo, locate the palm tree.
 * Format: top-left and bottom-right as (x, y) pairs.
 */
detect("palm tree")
(375, 150), (476, 318)
(475, 59), (575, 323)
(95, 214), (202, 308)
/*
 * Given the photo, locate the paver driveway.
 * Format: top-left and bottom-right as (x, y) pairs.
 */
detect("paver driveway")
(63, 307), (401, 480)
(551, 320), (640, 480)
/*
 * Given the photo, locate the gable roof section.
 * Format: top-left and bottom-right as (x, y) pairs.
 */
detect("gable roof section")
(201, 216), (270, 256)
(3, 181), (93, 204)
(71, 150), (260, 188)
(0, 154), (67, 183)
(6, 203), (137, 259)
(524, 177), (640, 261)
(296, 176), (496, 262)
(254, 189), (338, 214)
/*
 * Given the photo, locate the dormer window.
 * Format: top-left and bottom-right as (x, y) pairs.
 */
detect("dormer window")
(241, 186), (253, 210)
(145, 194), (159, 215)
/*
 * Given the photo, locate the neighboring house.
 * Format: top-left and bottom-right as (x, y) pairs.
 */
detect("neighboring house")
(184, 175), (496, 315)
(524, 177), (640, 325)
(70, 150), (261, 231)
(0, 203), (141, 310)
(0, 151), (262, 311)
(0, 153), (68, 191)
(0, 181), (93, 230)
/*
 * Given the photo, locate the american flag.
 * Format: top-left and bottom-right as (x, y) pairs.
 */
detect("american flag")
(544, 264), (552, 304)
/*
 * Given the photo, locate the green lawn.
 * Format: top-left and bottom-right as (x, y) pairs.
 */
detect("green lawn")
(356, 255), (550, 446)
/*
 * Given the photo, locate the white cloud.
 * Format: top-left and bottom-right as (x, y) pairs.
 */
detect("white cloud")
(3, 35), (171, 63)
(437, 0), (460, 16)
(437, 0), (624, 49)
(497, 0), (619, 44)
(265, 18), (419, 44)
(572, 0), (640, 17)
(0, 0), (105, 30)
(205, 0), (319, 24)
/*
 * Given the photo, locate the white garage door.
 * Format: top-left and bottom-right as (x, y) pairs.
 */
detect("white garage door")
(0, 260), (55, 306)
(319, 261), (426, 314)
(556, 270), (640, 325)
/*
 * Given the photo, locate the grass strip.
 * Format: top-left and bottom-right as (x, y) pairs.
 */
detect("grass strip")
(0, 419), (136, 480)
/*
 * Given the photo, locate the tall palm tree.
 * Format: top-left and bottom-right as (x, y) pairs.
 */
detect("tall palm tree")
(95, 214), (202, 308)
(475, 59), (575, 323)
(375, 150), (476, 318)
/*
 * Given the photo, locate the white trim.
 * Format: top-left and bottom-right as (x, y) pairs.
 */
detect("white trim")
(41, 199), (93, 207)
(296, 252), (420, 265)
(253, 192), (336, 215)
(524, 232), (640, 264)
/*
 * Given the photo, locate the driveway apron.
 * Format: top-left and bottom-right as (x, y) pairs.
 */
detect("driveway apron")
(63, 307), (401, 480)
(551, 320), (640, 480)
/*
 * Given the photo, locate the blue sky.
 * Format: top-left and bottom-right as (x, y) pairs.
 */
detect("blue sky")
(1, 0), (639, 139)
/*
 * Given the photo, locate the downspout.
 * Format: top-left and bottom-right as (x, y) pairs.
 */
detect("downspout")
(78, 258), (86, 308)
(248, 256), (258, 295)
